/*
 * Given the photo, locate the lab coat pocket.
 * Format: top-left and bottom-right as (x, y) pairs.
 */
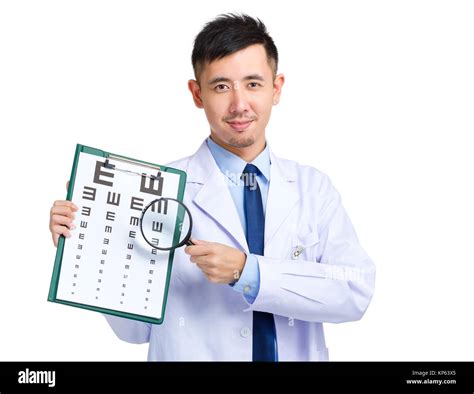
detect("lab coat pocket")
(290, 229), (320, 261)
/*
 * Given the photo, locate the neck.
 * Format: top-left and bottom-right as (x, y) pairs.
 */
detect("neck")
(209, 134), (265, 162)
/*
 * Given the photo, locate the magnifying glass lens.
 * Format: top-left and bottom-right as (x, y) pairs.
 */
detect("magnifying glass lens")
(140, 198), (192, 250)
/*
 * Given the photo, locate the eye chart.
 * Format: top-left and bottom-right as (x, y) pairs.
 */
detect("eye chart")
(48, 144), (186, 324)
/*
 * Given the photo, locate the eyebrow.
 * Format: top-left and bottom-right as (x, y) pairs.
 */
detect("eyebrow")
(208, 74), (265, 85)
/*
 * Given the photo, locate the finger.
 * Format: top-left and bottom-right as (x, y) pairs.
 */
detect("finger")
(189, 255), (202, 268)
(190, 255), (210, 265)
(185, 243), (214, 256)
(194, 257), (217, 270)
(184, 245), (200, 255)
(202, 271), (222, 284)
(189, 255), (202, 264)
(50, 205), (76, 219)
(52, 232), (59, 247)
(53, 200), (78, 211)
(184, 239), (210, 253)
(195, 262), (213, 276)
(185, 244), (209, 253)
(190, 239), (209, 245)
(51, 224), (72, 239)
(185, 247), (208, 257)
(51, 214), (76, 229)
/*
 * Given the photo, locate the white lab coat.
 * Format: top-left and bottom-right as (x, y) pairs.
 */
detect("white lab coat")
(105, 141), (376, 361)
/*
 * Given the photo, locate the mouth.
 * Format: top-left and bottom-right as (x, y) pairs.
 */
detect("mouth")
(226, 120), (254, 132)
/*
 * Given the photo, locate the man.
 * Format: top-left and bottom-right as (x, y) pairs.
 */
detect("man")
(49, 13), (375, 361)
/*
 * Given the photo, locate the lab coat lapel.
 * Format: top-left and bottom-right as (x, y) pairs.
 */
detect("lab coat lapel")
(265, 150), (300, 247)
(187, 142), (249, 252)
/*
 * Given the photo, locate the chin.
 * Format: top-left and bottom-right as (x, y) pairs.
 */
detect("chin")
(228, 136), (255, 149)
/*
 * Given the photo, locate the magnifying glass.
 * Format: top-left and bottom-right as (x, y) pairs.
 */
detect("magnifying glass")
(139, 197), (194, 251)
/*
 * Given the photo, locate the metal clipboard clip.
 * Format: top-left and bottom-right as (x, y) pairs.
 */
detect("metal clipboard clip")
(103, 154), (162, 180)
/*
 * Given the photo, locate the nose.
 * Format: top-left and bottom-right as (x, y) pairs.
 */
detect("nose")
(228, 87), (249, 115)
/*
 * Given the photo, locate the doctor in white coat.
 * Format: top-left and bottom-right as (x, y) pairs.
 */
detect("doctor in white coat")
(49, 13), (375, 361)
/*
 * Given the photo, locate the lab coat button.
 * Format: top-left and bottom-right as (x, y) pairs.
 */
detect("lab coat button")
(292, 246), (304, 259)
(240, 327), (251, 338)
(243, 285), (251, 293)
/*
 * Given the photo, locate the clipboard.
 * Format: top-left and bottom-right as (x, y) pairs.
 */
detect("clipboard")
(48, 144), (187, 324)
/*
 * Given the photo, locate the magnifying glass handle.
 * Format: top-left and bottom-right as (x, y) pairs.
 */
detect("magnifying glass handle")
(186, 239), (195, 246)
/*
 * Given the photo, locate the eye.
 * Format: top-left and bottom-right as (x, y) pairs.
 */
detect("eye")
(248, 81), (263, 89)
(214, 84), (230, 92)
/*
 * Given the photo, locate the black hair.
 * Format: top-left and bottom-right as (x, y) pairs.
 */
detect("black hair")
(191, 13), (278, 81)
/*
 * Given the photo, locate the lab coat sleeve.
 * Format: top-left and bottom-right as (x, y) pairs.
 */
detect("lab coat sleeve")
(103, 314), (151, 344)
(245, 175), (376, 324)
(231, 253), (260, 302)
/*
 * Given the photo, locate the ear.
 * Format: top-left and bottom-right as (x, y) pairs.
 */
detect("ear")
(188, 79), (204, 108)
(272, 73), (285, 105)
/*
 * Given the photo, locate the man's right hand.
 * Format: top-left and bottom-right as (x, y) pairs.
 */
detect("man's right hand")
(49, 182), (78, 247)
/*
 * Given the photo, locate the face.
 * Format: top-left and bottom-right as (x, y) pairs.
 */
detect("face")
(188, 44), (285, 160)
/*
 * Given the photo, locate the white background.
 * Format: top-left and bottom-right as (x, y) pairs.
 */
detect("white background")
(0, 0), (473, 361)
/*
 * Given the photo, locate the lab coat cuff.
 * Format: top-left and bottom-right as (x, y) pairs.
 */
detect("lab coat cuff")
(243, 256), (282, 312)
(231, 254), (260, 302)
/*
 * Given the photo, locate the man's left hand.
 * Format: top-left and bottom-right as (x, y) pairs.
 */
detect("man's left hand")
(184, 240), (246, 284)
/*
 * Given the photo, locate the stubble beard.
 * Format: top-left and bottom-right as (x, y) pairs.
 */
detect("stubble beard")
(228, 137), (255, 148)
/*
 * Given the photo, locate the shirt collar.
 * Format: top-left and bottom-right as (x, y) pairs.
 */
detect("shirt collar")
(206, 137), (271, 184)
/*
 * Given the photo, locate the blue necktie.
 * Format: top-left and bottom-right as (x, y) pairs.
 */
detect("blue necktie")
(242, 164), (277, 362)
